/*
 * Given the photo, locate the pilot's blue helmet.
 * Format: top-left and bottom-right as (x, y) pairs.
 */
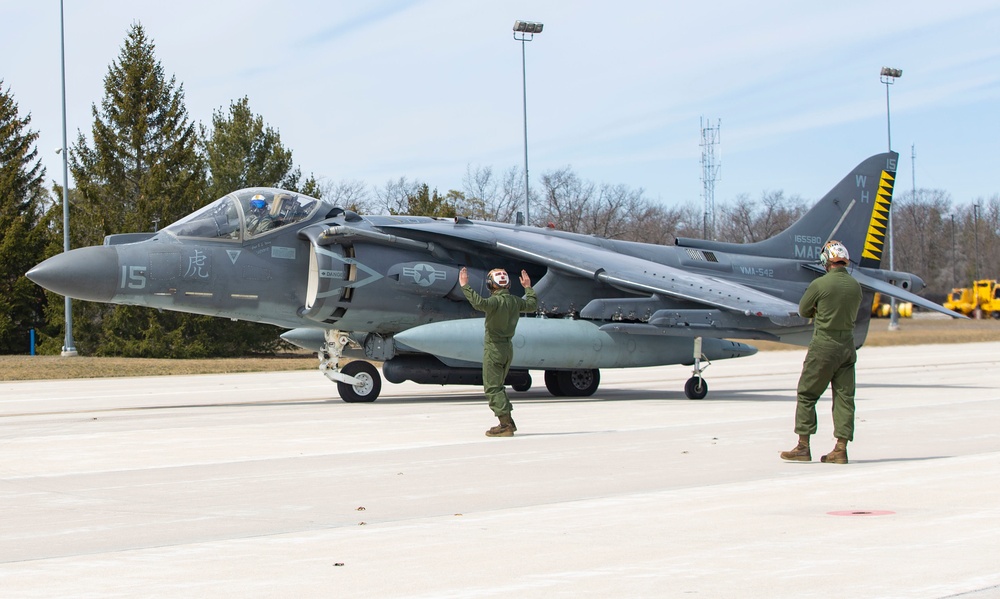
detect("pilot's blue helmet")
(249, 194), (267, 213)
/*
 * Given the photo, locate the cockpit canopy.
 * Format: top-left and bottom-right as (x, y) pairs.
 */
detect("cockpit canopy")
(163, 188), (321, 241)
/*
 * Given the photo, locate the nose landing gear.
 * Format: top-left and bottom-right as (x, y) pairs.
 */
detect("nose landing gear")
(319, 329), (384, 402)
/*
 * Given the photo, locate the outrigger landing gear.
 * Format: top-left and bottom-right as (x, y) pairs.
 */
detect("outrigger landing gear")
(318, 330), (383, 402)
(684, 336), (710, 400)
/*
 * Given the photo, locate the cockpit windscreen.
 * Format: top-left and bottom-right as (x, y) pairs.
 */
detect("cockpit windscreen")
(164, 189), (320, 240)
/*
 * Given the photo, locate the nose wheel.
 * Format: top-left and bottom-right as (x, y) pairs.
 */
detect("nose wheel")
(684, 336), (710, 400)
(337, 361), (382, 403)
(318, 329), (383, 402)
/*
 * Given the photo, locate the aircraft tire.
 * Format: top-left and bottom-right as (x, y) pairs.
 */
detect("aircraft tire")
(684, 376), (708, 400)
(556, 369), (600, 397)
(338, 361), (382, 403)
(544, 370), (565, 396)
(512, 374), (532, 392)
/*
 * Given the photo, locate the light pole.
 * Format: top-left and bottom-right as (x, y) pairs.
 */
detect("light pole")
(973, 203), (981, 282)
(950, 213), (957, 288)
(880, 66), (902, 331)
(513, 20), (543, 226)
(59, 0), (77, 356)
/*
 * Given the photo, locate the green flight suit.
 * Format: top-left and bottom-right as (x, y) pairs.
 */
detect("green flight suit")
(462, 284), (538, 417)
(246, 214), (274, 236)
(795, 265), (863, 441)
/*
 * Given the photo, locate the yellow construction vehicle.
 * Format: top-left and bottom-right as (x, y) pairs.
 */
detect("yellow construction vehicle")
(972, 279), (1000, 318)
(871, 292), (912, 318)
(943, 287), (974, 313)
(942, 280), (999, 317)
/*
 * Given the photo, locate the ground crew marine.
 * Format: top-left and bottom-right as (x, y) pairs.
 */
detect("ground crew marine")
(781, 240), (863, 464)
(459, 267), (538, 437)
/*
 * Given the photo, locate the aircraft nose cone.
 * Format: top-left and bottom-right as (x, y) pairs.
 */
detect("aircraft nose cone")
(26, 246), (119, 302)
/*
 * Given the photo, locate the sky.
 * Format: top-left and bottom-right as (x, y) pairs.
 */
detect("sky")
(3, 0), (999, 214)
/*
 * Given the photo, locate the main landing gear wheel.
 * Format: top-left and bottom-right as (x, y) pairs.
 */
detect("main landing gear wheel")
(684, 336), (710, 400)
(544, 369), (600, 397)
(684, 376), (708, 400)
(512, 374), (532, 392)
(338, 361), (382, 403)
(544, 370), (565, 396)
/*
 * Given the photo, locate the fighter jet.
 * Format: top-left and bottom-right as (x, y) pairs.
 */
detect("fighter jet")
(27, 151), (962, 402)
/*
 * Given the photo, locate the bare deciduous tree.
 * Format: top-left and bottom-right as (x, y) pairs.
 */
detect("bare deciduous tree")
(373, 176), (423, 215)
(891, 189), (953, 294)
(716, 191), (806, 243)
(955, 196), (1000, 285)
(318, 178), (372, 213)
(537, 167), (596, 231)
(459, 165), (523, 223)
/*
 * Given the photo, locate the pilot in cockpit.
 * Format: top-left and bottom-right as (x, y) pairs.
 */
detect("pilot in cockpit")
(246, 194), (275, 235)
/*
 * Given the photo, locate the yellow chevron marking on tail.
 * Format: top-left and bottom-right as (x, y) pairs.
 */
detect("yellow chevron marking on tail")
(860, 170), (896, 261)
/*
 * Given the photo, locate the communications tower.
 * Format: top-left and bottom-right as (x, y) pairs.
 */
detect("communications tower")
(700, 118), (721, 240)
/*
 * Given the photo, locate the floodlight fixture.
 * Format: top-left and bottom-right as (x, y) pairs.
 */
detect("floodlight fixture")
(878, 66), (903, 152)
(513, 20), (543, 34)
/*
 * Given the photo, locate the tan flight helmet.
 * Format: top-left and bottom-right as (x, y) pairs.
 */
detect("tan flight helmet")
(820, 240), (850, 267)
(486, 268), (511, 291)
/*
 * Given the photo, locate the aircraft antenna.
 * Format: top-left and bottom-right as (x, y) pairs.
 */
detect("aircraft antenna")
(700, 118), (721, 240)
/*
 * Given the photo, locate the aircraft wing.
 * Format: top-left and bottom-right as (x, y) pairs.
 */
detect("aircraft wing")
(802, 263), (968, 319)
(381, 222), (800, 319)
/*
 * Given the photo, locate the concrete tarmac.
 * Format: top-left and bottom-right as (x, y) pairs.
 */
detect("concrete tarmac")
(1, 342), (999, 598)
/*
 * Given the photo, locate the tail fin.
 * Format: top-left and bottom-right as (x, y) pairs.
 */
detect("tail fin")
(676, 152), (899, 267)
(852, 155), (899, 268)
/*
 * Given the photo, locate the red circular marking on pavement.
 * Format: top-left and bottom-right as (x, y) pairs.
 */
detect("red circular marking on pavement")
(827, 510), (895, 516)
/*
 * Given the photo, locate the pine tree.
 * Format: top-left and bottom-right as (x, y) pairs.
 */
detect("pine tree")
(205, 96), (321, 203)
(405, 184), (457, 217)
(72, 23), (205, 243)
(205, 96), (296, 198)
(0, 82), (52, 354)
(68, 23), (208, 357)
